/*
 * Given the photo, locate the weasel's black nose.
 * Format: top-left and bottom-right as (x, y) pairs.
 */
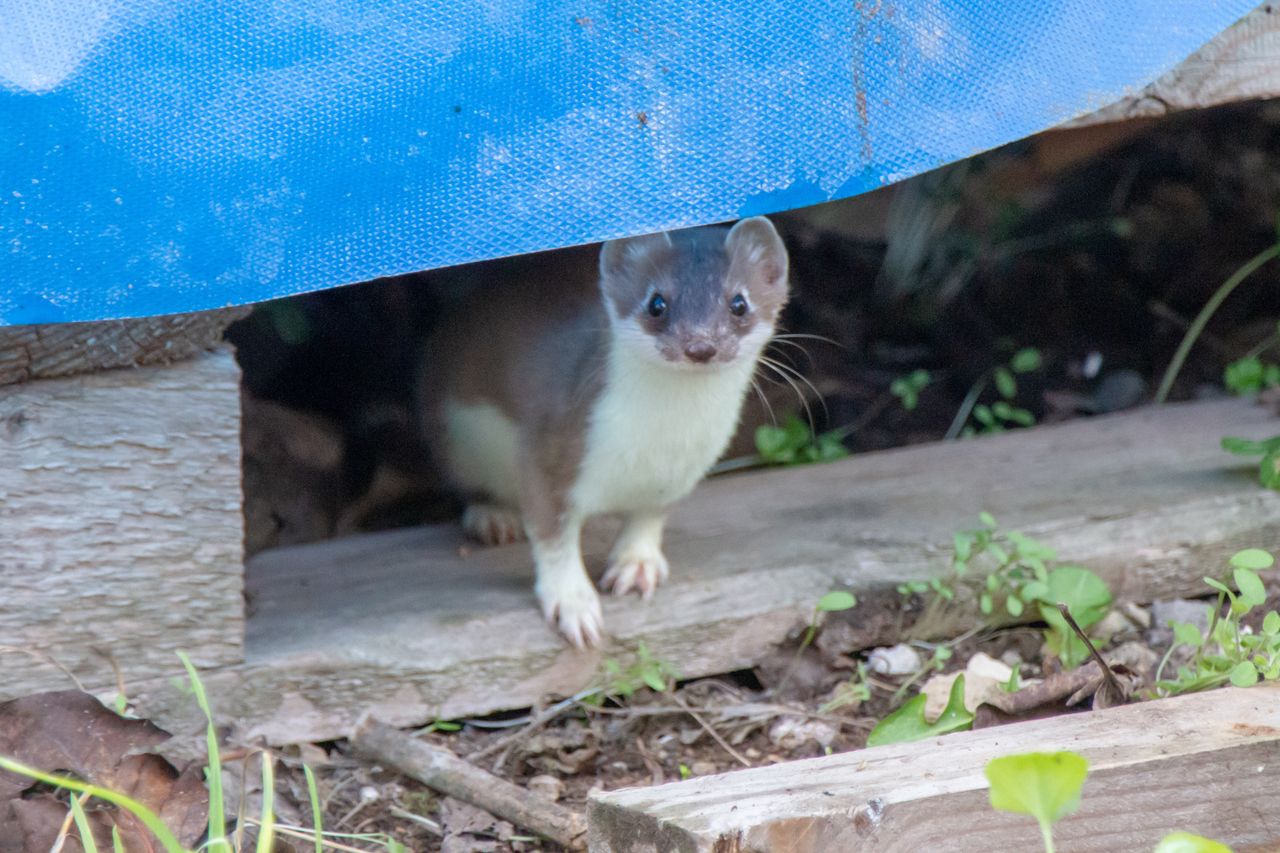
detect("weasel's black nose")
(684, 341), (717, 363)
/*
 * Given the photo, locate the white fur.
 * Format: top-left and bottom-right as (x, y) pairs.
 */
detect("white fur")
(571, 321), (771, 515)
(441, 399), (521, 506)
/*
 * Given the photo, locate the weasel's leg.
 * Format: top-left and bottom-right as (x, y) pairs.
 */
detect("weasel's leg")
(601, 512), (670, 599)
(461, 503), (526, 546)
(530, 516), (603, 648)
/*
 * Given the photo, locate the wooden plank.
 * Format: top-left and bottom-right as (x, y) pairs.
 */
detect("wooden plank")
(0, 307), (248, 387)
(0, 349), (245, 697)
(588, 682), (1280, 852)
(1068, 4), (1280, 127)
(126, 397), (1280, 744)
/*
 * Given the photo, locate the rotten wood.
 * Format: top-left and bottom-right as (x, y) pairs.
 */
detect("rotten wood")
(588, 682), (1280, 852)
(124, 397), (1279, 745)
(351, 717), (587, 850)
(0, 307), (248, 387)
(0, 349), (245, 698)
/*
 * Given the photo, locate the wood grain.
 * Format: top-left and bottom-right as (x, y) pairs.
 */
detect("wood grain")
(0, 307), (248, 387)
(0, 349), (245, 697)
(589, 682), (1280, 852)
(129, 397), (1280, 745)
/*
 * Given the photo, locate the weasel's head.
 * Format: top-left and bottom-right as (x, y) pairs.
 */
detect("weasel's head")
(599, 216), (790, 370)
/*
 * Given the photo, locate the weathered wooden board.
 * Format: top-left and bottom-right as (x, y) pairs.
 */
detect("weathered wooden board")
(0, 307), (249, 387)
(1070, 3), (1280, 127)
(589, 681), (1280, 852)
(0, 349), (245, 697)
(129, 397), (1280, 744)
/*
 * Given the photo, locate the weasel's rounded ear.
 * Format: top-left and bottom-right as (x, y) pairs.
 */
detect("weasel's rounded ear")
(599, 231), (672, 279)
(725, 216), (788, 286)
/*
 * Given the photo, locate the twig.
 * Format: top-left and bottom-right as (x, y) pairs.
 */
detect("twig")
(670, 694), (752, 768)
(469, 688), (600, 766)
(352, 717), (587, 850)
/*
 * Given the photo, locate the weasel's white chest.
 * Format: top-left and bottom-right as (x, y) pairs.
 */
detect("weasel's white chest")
(571, 352), (755, 516)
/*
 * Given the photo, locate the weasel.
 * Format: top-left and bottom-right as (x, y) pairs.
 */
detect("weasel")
(418, 217), (790, 647)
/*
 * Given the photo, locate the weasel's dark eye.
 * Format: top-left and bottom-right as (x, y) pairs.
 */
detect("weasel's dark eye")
(647, 293), (667, 317)
(729, 293), (748, 317)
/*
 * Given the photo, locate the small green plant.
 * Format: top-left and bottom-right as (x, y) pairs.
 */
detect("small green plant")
(819, 661), (873, 713)
(597, 642), (679, 700)
(985, 751), (1089, 853)
(945, 347), (1041, 439)
(754, 414), (849, 465)
(775, 591), (858, 695)
(984, 751), (1235, 853)
(867, 673), (972, 747)
(890, 368), (932, 411)
(1224, 355), (1280, 395)
(1221, 435), (1280, 491)
(1157, 549), (1278, 696)
(900, 513), (1111, 666)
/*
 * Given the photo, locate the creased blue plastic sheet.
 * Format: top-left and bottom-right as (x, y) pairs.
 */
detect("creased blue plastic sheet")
(0, 0), (1257, 326)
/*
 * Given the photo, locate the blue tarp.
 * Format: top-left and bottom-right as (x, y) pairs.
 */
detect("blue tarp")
(0, 1), (1257, 326)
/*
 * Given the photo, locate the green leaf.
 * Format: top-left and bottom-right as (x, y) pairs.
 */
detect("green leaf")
(1154, 831), (1234, 853)
(1265, 611), (1280, 636)
(755, 424), (795, 461)
(1020, 580), (1049, 601)
(1221, 435), (1280, 457)
(1005, 595), (1024, 617)
(979, 511), (998, 529)
(1010, 348), (1043, 373)
(979, 593), (993, 615)
(1225, 356), (1266, 395)
(973, 404), (995, 427)
(1261, 450), (1280, 490)
(1007, 407), (1036, 427)
(642, 668), (668, 692)
(1234, 567), (1266, 608)
(1229, 660), (1259, 687)
(1038, 566), (1112, 630)
(866, 675), (974, 747)
(69, 795), (99, 853)
(954, 532), (975, 562)
(1172, 622), (1203, 648)
(817, 590), (857, 612)
(1231, 549), (1276, 571)
(985, 751), (1088, 830)
(1204, 577), (1233, 596)
(994, 367), (1017, 400)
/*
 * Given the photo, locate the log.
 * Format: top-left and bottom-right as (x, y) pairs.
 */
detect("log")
(588, 682), (1280, 852)
(126, 397), (1280, 744)
(0, 349), (245, 697)
(0, 307), (248, 387)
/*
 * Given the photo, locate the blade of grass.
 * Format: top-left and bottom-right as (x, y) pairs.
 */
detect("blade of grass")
(0, 756), (187, 853)
(1155, 241), (1280, 403)
(177, 651), (228, 853)
(256, 752), (276, 853)
(112, 827), (125, 853)
(69, 793), (100, 853)
(303, 765), (324, 853)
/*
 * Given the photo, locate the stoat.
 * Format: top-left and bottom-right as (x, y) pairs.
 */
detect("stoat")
(418, 217), (790, 647)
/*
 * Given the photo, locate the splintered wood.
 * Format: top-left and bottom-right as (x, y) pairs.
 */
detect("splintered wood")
(128, 397), (1280, 745)
(589, 682), (1280, 852)
(0, 349), (245, 697)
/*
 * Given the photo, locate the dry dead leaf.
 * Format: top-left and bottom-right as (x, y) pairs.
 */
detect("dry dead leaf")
(0, 690), (208, 851)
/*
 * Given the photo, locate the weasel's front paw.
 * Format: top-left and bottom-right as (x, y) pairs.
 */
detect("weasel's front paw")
(601, 550), (670, 599)
(537, 574), (605, 649)
(462, 504), (526, 546)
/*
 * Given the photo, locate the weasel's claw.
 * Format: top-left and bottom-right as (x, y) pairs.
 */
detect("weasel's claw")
(538, 576), (605, 649)
(462, 504), (526, 546)
(602, 554), (670, 600)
